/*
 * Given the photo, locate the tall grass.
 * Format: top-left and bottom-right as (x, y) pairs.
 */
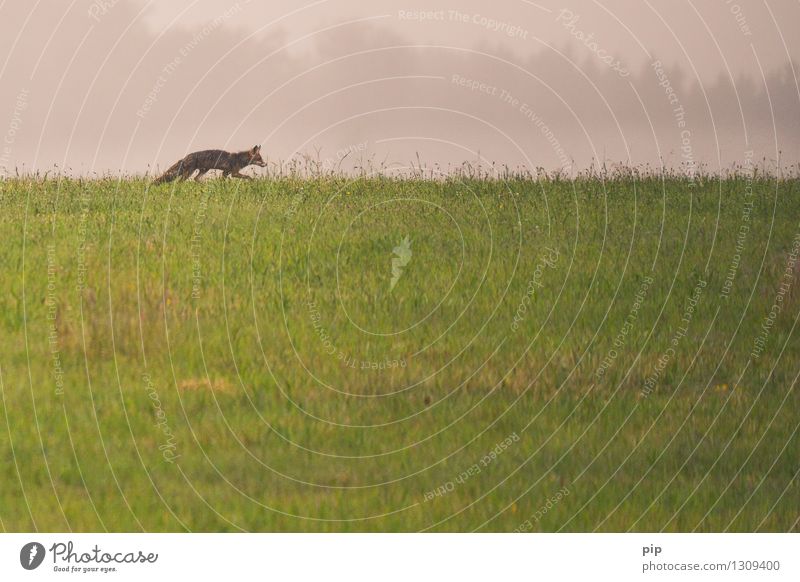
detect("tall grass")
(0, 172), (797, 531)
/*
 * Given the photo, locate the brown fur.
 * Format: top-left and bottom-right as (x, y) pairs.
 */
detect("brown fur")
(153, 145), (265, 184)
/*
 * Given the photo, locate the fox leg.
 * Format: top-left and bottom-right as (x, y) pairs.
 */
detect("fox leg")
(194, 169), (209, 181)
(231, 171), (252, 180)
(222, 170), (231, 178)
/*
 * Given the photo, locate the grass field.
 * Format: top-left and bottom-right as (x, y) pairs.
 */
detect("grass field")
(0, 173), (798, 532)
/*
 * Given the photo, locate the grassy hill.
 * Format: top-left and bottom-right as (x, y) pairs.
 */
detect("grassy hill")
(0, 174), (797, 531)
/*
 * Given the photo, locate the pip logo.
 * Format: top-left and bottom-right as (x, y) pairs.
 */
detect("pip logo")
(19, 542), (46, 570)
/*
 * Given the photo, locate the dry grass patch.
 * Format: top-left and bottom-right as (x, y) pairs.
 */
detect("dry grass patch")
(178, 377), (236, 394)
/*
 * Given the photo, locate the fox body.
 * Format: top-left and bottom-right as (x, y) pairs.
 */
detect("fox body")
(154, 145), (265, 184)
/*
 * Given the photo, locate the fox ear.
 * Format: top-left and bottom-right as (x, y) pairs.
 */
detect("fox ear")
(253, 145), (260, 153)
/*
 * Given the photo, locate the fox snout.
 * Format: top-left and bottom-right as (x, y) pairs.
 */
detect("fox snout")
(250, 145), (266, 167)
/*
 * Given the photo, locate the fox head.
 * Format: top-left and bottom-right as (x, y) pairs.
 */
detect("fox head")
(248, 145), (266, 167)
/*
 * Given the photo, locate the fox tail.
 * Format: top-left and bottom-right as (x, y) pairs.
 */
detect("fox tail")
(153, 160), (183, 185)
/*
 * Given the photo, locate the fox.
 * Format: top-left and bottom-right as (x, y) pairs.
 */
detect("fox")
(153, 145), (266, 184)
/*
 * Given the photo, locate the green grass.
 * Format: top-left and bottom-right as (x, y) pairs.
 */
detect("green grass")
(0, 174), (798, 532)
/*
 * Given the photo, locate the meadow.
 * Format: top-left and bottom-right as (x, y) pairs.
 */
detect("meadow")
(0, 172), (798, 532)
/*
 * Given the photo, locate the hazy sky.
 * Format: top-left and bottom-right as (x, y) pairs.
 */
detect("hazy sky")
(1, 0), (798, 176)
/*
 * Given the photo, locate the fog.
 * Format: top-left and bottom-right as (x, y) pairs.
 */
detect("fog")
(0, 0), (797, 176)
